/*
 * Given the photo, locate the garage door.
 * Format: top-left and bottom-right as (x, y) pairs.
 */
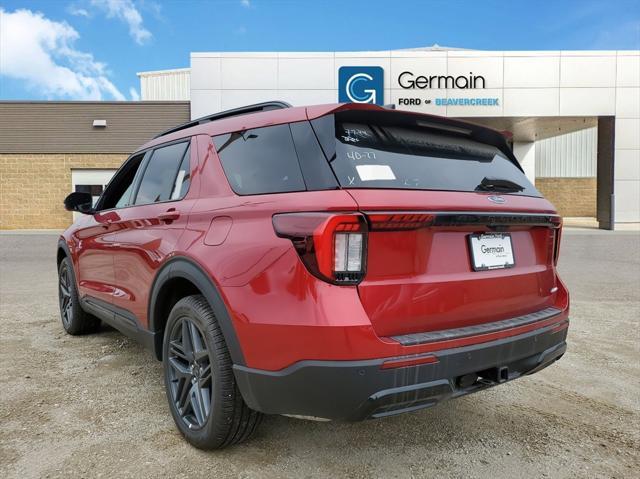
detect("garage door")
(70, 169), (117, 220)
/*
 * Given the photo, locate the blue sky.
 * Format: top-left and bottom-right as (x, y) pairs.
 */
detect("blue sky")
(1, 0), (639, 101)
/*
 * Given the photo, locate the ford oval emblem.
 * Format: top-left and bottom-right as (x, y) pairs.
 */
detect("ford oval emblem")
(488, 195), (505, 204)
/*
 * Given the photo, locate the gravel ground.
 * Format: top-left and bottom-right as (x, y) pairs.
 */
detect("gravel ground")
(1, 230), (639, 479)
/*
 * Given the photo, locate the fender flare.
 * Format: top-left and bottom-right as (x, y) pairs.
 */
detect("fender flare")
(57, 238), (72, 266)
(56, 239), (79, 290)
(148, 256), (245, 365)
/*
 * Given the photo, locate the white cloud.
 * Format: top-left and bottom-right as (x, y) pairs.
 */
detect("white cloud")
(129, 86), (140, 101)
(240, 0), (251, 8)
(68, 6), (91, 17)
(90, 0), (151, 45)
(0, 8), (125, 100)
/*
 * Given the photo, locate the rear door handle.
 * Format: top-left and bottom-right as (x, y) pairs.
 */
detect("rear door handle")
(157, 208), (180, 223)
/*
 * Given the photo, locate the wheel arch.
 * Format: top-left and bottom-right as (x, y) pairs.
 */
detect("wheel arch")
(148, 256), (245, 365)
(57, 239), (71, 268)
(57, 239), (79, 291)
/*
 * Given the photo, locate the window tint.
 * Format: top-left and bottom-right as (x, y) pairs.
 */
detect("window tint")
(170, 145), (191, 200)
(134, 142), (188, 205)
(213, 124), (306, 195)
(312, 111), (540, 197)
(98, 153), (145, 210)
(289, 121), (338, 191)
(115, 183), (134, 208)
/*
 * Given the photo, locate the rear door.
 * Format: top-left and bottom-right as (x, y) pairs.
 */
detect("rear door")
(311, 110), (561, 337)
(111, 140), (195, 328)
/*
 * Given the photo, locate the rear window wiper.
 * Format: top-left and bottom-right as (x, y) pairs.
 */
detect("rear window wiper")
(475, 176), (525, 192)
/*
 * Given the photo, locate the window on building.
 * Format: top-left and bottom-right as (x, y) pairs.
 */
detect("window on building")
(75, 184), (104, 196)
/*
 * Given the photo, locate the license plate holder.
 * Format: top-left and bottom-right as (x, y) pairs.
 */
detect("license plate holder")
(468, 233), (515, 271)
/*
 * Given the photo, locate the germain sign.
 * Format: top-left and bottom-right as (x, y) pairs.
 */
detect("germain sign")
(338, 66), (498, 108)
(338, 66), (384, 105)
(398, 71), (486, 89)
(395, 69), (498, 108)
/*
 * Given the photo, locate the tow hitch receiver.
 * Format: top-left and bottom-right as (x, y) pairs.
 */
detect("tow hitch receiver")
(478, 366), (510, 384)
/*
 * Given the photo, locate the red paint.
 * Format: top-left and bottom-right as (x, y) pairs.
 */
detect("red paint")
(61, 103), (570, 372)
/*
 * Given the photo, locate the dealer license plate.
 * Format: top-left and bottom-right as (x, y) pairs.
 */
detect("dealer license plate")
(468, 233), (515, 271)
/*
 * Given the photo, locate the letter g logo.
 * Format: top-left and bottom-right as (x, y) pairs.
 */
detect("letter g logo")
(339, 66), (384, 105)
(346, 73), (376, 103)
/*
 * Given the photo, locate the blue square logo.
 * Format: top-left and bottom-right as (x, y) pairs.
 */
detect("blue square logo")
(338, 66), (384, 105)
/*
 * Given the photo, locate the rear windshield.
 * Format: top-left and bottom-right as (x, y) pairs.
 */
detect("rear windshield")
(311, 111), (540, 197)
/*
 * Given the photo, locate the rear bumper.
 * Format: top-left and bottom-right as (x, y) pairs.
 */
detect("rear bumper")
(233, 319), (568, 420)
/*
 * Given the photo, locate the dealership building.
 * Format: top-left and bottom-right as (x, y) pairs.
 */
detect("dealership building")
(1, 46), (638, 229)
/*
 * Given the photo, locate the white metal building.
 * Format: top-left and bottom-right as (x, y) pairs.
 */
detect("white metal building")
(138, 47), (640, 228)
(138, 68), (190, 101)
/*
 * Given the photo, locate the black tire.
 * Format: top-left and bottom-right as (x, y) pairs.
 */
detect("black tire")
(58, 257), (101, 335)
(162, 295), (262, 449)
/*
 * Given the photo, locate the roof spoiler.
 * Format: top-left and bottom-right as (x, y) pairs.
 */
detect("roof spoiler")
(154, 101), (292, 139)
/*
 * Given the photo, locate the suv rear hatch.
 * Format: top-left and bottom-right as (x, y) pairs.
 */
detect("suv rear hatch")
(310, 108), (561, 338)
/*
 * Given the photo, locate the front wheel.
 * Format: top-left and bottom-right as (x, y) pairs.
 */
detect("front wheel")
(162, 295), (261, 449)
(58, 257), (100, 335)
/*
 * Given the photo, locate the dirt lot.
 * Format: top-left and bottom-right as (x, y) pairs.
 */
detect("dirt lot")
(1, 230), (639, 478)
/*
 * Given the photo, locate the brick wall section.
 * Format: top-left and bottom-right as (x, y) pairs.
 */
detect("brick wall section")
(0, 154), (126, 229)
(536, 177), (597, 218)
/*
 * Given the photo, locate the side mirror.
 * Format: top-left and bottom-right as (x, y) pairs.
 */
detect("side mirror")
(64, 192), (94, 214)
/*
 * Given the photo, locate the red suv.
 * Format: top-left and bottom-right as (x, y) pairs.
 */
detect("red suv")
(59, 102), (569, 449)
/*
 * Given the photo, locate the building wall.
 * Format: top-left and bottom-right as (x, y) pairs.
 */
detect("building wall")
(614, 54), (640, 222)
(536, 178), (597, 217)
(138, 68), (190, 101)
(0, 101), (191, 230)
(0, 102), (190, 154)
(0, 154), (125, 229)
(534, 128), (598, 219)
(513, 141), (536, 184)
(536, 127), (597, 177)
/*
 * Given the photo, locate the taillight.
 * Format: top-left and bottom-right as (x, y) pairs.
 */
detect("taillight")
(547, 216), (563, 266)
(367, 213), (435, 231)
(272, 213), (367, 285)
(553, 223), (563, 266)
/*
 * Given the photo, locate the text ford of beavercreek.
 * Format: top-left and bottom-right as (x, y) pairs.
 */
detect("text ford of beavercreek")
(58, 102), (569, 449)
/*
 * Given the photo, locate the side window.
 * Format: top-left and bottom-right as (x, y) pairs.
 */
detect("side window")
(97, 153), (145, 210)
(134, 142), (189, 205)
(289, 121), (338, 191)
(213, 124), (306, 195)
(115, 183), (134, 209)
(170, 145), (191, 200)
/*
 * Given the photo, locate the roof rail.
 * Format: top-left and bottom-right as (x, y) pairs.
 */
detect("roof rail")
(154, 100), (293, 139)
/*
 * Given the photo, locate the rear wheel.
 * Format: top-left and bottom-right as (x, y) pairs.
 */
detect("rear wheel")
(58, 257), (100, 335)
(162, 295), (261, 449)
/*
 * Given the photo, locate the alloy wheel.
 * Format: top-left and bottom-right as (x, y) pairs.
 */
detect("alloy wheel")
(167, 317), (213, 429)
(58, 264), (73, 328)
